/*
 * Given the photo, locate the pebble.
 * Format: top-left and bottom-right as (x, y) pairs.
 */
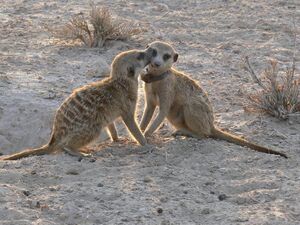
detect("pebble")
(218, 194), (228, 201)
(160, 196), (168, 203)
(201, 208), (210, 215)
(89, 158), (96, 163)
(65, 169), (79, 175)
(143, 176), (152, 183)
(157, 207), (163, 214)
(22, 190), (31, 196)
(28, 200), (40, 209)
(233, 217), (249, 222)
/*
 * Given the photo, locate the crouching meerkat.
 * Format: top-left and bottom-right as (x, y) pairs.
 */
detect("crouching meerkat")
(2, 49), (151, 160)
(140, 41), (287, 158)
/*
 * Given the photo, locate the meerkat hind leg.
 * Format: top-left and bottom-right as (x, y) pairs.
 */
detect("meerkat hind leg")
(63, 147), (92, 157)
(172, 128), (199, 138)
(183, 104), (213, 138)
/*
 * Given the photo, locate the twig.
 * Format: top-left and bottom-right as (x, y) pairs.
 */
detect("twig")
(291, 9), (297, 77)
(244, 56), (266, 89)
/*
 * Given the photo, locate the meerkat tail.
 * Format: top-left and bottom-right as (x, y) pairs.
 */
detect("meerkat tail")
(2, 144), (55, 160)
(211, 128), (287, 158)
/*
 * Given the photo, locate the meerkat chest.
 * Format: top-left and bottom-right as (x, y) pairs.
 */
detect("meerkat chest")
(148, 83), (164, 105)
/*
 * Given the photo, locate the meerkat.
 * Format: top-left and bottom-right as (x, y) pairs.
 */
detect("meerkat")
(140, 41), (287, 158)
(2, 49), (151, 160)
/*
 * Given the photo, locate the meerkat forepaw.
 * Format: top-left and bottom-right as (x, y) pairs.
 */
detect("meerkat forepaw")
(139, 138), (147, 146)
(138, 143), (155, 154)
(171, 130), (181, 137)
(144, 130), (152, 137)
(112, 137), (119, 142)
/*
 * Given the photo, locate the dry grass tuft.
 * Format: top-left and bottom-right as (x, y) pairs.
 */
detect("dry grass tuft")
(49, 4), (144, 47)
(243, 57), (300, 120)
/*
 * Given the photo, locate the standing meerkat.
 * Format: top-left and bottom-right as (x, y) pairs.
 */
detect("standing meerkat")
(140, 41), (287, 158)
(2, 49), (151, 160)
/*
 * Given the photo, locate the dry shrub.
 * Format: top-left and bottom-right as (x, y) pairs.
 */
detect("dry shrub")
(243, 57), (300, 120)
(50, 4), (143, 47)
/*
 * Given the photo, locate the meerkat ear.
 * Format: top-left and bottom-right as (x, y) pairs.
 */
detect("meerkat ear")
(127, 66), (135, 77)
(173, 53), (179, 62)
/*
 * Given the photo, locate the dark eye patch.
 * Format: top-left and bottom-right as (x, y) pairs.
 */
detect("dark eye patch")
(137, 52), (145, 60)
(152, 49), (157, 57)
(163, 54), (171, 61)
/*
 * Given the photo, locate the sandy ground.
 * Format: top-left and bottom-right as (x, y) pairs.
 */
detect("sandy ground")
(0, 0), (300, 224)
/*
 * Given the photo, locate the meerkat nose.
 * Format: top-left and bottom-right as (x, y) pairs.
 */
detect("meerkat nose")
(154, 62), (161, 67)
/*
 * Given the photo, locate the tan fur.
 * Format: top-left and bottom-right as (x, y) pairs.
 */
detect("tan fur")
(2, 49), (150, 160)
(140, 41), (287, 158)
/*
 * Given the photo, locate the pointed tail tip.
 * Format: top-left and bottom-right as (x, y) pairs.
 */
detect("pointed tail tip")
(277, 152), (288, 159)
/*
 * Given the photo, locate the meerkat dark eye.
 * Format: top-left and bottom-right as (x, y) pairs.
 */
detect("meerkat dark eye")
(152, 49), (157, 57)
(137, 52), (145, 60)
(127, 66), (135, 77)
(163, 54), (171, 61)
(173, 53), (179, 62)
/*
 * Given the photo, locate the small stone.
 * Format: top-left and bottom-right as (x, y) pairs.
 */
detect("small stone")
(160, 196), (168, 203)
(210, 191), (215, 194)
(89, 158), (96, 163)
(218, 194), (228, 201)
(157, 207), (163, 214)
(66, 169), (79, 175)
(183, 190), (188, 194)
(201, 208), (210, 214)
(29, 200), (40, 208)
(160, 220), (171, 225)
(194, 199), (201, 204)
(233, 217), (249, 222)
(49, 186), (60, 192)
(97, 183), (104, 187)
(204, 181), (215, 186)
(179, 201), (186, 207)
(143, 176), (152, 183)
(65, 188), (74, 193)
(31, 170), (37, 175)
(23, 190), (30, 196)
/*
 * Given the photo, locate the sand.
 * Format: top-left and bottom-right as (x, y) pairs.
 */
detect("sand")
(0, 0), (299, 224)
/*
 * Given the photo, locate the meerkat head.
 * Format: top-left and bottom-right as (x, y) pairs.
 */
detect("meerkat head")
(145, 41), (178, 74)
(111, 49), (151, 80)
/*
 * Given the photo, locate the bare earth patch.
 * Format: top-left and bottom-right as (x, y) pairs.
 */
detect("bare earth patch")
(0, 0), (299, 224)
